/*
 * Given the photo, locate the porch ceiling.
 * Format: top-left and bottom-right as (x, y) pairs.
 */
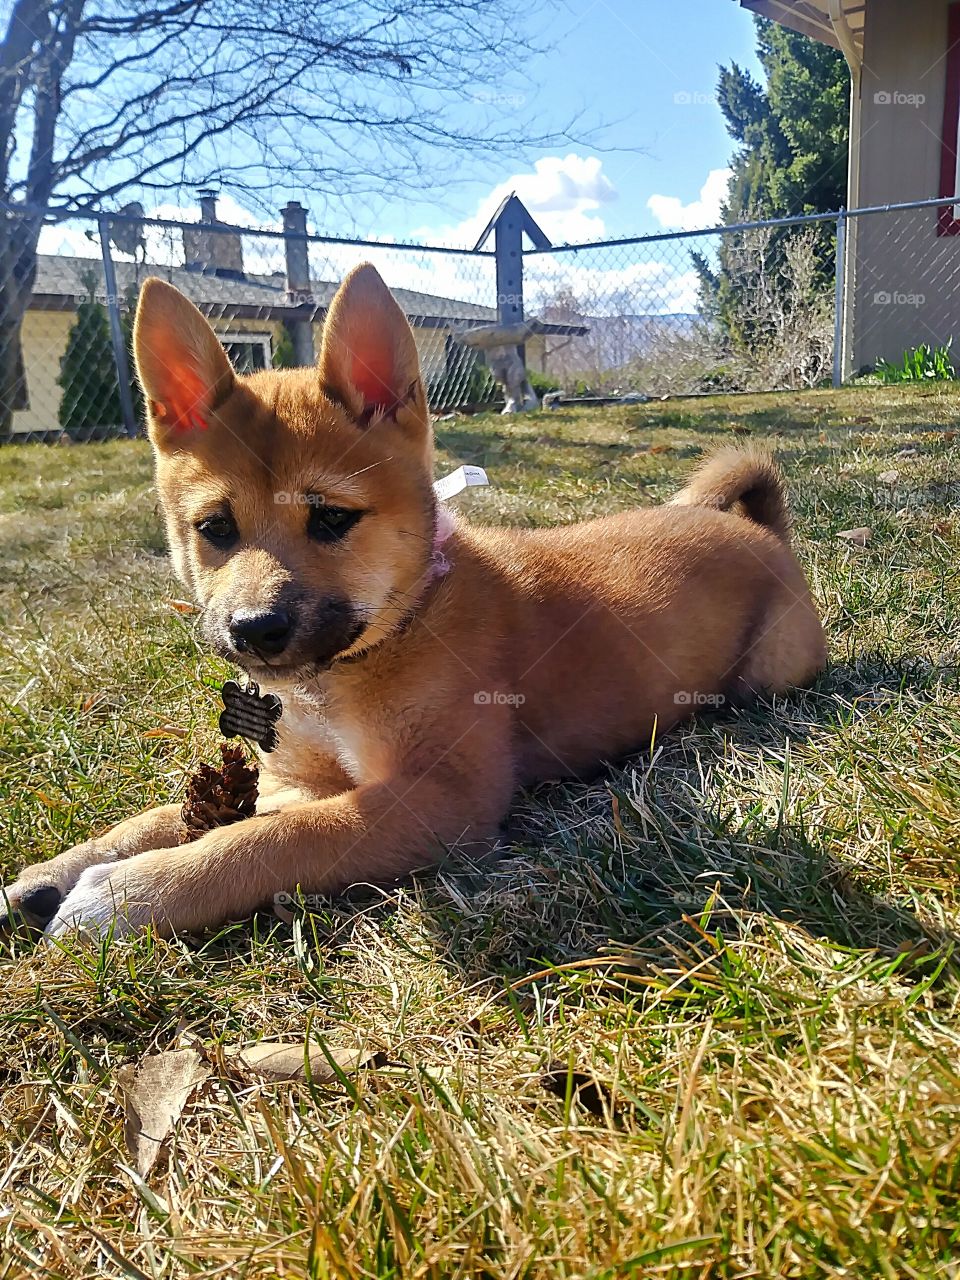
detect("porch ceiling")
(734, 1), (864, 54)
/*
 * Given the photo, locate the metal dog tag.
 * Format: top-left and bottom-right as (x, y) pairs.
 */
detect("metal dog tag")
(219, 680), (283, 752)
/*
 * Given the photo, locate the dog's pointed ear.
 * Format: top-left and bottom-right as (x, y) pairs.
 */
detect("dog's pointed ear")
(134, 277), (235, 442)
(319, 263), (426, 429)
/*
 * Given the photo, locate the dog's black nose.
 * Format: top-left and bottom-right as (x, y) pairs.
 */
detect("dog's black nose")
(229, 609), (294, 657)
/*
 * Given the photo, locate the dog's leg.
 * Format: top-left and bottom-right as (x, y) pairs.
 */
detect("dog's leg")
(3, 763), (353, 928)
(44, 770), (513, 939)
(1, 804), (188, 927)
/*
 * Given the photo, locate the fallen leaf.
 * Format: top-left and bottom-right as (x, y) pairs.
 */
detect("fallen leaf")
(164, 599), (202, 615)
(837, 526), (872, 546)
(142, 724), (189, 740)
(222, 1040), (381, 1083)
(118, 1048), (209, 1178)
(878, 469), (900, 485)
(609, 793), (628, 840)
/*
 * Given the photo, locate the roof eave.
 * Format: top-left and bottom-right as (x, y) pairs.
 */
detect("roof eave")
(735, 1), (865, 55)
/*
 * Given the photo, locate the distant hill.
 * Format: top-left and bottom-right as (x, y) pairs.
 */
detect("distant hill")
(537, 311), (701, 386)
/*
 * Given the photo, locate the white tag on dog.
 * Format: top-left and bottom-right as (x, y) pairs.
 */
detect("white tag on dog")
(433, 465), (489, 503)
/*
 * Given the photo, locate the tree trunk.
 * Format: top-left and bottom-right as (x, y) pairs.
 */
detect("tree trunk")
(0, 209), (42, 442)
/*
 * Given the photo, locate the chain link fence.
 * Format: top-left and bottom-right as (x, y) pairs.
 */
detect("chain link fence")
(4, 193), (960, 441)
(0, 205), (499, 442)
(525, 216), (839, 398)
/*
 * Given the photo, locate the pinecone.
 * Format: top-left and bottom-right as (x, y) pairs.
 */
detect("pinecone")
(179, 743), (259, 844)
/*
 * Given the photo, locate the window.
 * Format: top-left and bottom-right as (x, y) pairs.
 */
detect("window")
(220, 332), (272, 372)
(938, 2), (960, 233)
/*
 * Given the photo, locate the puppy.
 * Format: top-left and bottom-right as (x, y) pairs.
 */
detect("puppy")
(3, 264), (826, 938)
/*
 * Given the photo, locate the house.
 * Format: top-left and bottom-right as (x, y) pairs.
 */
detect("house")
(10, 198), (573, 437)
(731, 0), (960, 373)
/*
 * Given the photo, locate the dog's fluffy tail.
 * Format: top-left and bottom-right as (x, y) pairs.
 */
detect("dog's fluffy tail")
(671, 446), (791, 542)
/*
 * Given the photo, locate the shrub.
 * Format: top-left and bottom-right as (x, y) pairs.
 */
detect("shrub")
(876, 341), (955, 383)
(59, 284), (123, 438)
(528, 369), (562, 397)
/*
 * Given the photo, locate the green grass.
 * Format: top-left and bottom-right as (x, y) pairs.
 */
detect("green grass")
(2, 383), (960, 1278)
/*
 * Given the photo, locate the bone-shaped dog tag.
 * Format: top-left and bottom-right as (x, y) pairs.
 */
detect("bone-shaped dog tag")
(219, 680), (283, 752)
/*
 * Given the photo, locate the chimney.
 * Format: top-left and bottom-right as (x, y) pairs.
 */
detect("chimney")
(183, 189), (245, 278)
(282, 201), (316, 366)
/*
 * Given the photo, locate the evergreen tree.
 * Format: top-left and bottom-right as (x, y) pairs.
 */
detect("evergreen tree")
(696, 18), (849, 348)
(272, 325), (297, 369)
(58, 277), (122, 436)
(718, 19), (848, 219)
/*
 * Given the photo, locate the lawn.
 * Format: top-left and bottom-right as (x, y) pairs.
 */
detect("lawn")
(2, 383), (960, 1278)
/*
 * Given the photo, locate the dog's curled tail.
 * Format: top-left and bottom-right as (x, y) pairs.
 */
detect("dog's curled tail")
(671, 446), (791, 542)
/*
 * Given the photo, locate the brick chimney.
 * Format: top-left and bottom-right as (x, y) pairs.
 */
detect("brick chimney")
(183, 189), (244, 278)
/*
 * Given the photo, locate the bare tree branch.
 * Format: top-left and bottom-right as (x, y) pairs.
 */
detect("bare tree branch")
(0, 0), (590, 435)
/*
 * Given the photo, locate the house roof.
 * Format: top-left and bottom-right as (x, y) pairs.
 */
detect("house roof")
(29, 253), (498, 329)
(732, 0), (864, 54)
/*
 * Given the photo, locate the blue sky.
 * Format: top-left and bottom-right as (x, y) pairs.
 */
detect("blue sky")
(399, 0), (763, 247)
(40, 0), (763, 278)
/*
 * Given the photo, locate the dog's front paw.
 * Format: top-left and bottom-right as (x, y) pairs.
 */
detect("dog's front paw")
(2, 839), (117, 930)
(44, 861), (153, 941)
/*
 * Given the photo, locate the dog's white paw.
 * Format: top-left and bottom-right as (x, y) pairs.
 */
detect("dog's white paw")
(44, 862), (147, 940)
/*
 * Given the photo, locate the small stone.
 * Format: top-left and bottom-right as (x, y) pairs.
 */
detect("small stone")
(837, 526), (872, 546)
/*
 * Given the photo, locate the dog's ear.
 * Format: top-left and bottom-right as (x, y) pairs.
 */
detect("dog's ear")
(319, 263), (426, 431)
(134, 277), (235, 442)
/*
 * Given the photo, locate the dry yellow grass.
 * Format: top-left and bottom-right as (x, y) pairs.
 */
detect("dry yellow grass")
(2, 383), (960, 1278)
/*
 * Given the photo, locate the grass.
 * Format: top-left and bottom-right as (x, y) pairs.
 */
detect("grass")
(2, 381), (960, 1277)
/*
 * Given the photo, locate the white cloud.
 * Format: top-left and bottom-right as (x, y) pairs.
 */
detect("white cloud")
(418, 153), (618, 248)
(647, 167), (731, 232)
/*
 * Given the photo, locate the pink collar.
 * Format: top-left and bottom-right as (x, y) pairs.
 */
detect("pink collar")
(426, 505), (456, 583)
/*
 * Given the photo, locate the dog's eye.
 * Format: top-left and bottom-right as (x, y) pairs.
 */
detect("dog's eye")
(196, 513), (238, 547)
(307, 504), (363, 544)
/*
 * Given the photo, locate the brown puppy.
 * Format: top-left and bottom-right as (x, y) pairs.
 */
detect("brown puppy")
(4, 265), (826, 938)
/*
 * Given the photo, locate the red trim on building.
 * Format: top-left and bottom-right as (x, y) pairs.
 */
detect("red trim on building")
(938, 2), (960, 233)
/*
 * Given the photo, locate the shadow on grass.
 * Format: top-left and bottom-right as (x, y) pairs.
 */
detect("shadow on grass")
(7, 655), (954, 999)
(184, 650), (957, 998)
(205, 652), (960, 994)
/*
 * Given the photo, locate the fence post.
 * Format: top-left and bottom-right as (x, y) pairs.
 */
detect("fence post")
(472, 192), (551, 388)
(98, 216), (138, 438)
(832, 206), (847, 388)
(282, 201), (316, 366)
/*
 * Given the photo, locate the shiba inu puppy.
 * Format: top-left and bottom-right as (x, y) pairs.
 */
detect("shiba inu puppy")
(3, 265), (826, 939)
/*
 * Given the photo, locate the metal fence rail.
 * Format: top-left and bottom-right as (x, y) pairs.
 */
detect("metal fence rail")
(0, 202), (498, 442)
(3, 191), (960, 441)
